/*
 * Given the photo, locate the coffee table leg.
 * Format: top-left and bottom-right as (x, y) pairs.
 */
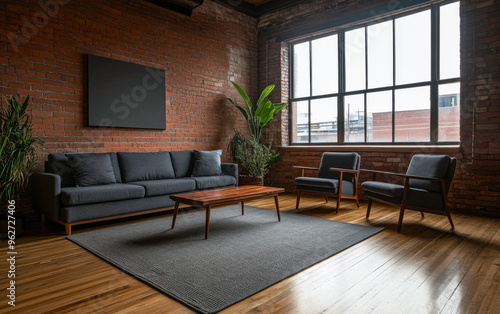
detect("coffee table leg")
(241, 201), (244, 215)
(274, 195), (281, 221)
(172, 202), (179, 229)
(205, 205), (211, 239)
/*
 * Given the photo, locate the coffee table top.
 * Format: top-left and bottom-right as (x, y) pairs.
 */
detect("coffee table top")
(170, 185), (285, 206)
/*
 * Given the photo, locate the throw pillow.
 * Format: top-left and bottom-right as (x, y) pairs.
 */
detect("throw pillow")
(191, 150), (223, 177)
(66, 153), (117, 187)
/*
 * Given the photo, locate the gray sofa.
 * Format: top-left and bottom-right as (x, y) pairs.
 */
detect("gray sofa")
(32, 150), (238, 235)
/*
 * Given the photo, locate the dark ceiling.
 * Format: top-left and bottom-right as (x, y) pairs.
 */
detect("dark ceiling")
(215, 0), (305, 17)
(144, 0), (304, 18)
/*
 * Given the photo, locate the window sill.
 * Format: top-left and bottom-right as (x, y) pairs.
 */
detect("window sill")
(280, 145), (460, 154)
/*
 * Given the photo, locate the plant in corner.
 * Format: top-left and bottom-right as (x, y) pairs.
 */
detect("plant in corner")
(228, 82), (286, 185)
(0, 95), (43, 237)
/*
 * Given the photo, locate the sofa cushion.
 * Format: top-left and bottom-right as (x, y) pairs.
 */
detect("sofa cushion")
(191, 150), (223, 177)
(169, 150), (194, 178)
(118, 152), (175, 182)
(193, 175), (237, 190)
(66, 153), (117, 187)
(60, 184), (145, 206)
(130, 178), (196, 197)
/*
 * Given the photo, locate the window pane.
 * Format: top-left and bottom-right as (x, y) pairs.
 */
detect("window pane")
(367, 91), (392, 142)
(292, 101), (309, 143)
(440, 2), (460, 80)
(395, 86), (430, 142)
(345, 27), (366, 92)
(293, 42), (310, 98)
(345, 94), (365, 142)
(396, 10), (431, 84)
(368, 21), (393, 88)
(311, 97), (337, 143)
(439, 83), (460, 142)
(312, 35), (338, 96)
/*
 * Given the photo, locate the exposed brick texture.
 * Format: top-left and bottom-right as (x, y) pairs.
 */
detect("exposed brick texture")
(258, 0), (500, 216)
(0, 0), (257, 219)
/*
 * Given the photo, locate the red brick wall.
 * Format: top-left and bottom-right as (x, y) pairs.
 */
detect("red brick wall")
(0, 0), (257, 218)
(258, 0), (500, 216)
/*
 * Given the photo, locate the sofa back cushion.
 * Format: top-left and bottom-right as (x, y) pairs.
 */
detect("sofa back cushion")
(66, 153), (117, 187)
(46, 152), (122, 187)
(169, 150), (195, 178)
(118, 151), (175, 182)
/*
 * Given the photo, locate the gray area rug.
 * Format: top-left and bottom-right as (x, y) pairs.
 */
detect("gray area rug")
(67, 205), (383, 313)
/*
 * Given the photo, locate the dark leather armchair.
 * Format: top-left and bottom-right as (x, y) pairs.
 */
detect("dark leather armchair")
(361, 154), (456, 232)
(294, 152), (361, 212)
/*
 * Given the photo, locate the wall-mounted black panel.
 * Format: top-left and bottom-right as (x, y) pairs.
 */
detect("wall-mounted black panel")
(87, 54), (166, 130)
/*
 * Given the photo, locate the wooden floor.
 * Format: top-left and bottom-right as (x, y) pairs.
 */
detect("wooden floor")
(1, 193), (499, 313)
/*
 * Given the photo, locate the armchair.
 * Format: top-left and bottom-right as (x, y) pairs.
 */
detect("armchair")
(361, 154), (456, 232)
(294, 152), (361, 212)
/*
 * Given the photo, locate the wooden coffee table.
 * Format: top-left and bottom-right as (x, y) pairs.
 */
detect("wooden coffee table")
(170, 185), (285, 239)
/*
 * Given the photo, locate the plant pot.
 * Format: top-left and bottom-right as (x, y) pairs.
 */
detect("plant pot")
(239, 176), (264, 186)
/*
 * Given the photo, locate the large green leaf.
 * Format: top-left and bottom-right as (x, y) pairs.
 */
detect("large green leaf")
(231, 81), (254, 115)
(255, 85), (274, 116)
(228, 98), (249, 121)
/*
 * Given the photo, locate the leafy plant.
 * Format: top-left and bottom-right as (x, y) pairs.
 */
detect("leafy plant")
(231, 133), (279, 178)
(0, 95), (43, 205)
(228, 82), (286, 143)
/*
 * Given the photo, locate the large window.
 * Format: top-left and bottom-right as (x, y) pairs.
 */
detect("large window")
(290, 1), (460, 145)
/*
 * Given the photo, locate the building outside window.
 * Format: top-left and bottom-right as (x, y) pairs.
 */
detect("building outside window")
(290, 1), (460, 145)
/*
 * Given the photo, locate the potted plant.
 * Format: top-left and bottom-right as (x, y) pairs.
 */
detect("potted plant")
(228, 82), (286, 185)
(0, 95), (43, 237)
(229, 131), (279, 185)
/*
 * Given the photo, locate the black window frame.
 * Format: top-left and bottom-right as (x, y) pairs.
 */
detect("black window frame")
(288, 0), (460, 146)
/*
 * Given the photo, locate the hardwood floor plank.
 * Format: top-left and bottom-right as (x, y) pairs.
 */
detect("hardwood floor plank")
(1, 193), (499, 313)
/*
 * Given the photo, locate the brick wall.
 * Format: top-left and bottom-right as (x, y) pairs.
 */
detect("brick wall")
(0, 0), (258, 219)
(258, 0), (500, 216)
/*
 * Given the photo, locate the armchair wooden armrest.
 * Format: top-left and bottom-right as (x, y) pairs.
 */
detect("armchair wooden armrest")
(330, 167), (360, 174)
(360, 169), (445, 182)
(293, 166), (320, 177)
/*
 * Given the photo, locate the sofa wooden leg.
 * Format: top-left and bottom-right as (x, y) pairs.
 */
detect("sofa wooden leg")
(325, 196), (329, 203)
(65, 224), (72, 236)
(41, 214), (45, 224)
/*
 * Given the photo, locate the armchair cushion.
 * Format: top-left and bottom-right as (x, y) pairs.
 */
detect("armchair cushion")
(361, 181), (404, 198)
(406, 155), (451, 192)
(318, 152), (360, 182)
(364, 188), (445, 211)
(295, 177), (339, 189)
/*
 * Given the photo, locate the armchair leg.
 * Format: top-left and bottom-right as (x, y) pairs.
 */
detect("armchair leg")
(355, 195), (360, 208)
(296, 190), (301, 210)
(420, 211), (425, 218)
(447, 213), (455, 229)
(397, 207), (405, 232)
(366, 199), (373, 218)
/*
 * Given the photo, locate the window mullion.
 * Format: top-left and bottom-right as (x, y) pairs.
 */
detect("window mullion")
(392, 19), (396, 143)
(338, 32), (345, 144)
(430, 5), (439, 144)
(308, 41), (312, 143)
